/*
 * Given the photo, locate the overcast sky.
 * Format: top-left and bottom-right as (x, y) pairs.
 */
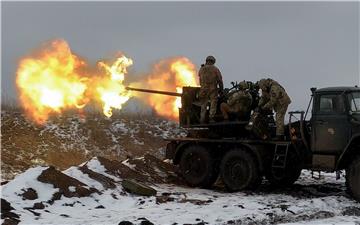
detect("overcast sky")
(2, 1), (359, 112)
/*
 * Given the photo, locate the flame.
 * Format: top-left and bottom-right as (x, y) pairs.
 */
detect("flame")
(16, 39), (133, 123)
(142, 57), (198, 120)
(16, 39), (198, 123)
(96, 56), (133, 117)
(16, 40), (89, 124)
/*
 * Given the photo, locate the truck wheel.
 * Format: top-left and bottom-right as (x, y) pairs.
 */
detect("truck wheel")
(179, 145), (218, 188)
(220, 149), (260, 191)
(265, 149), (302, 187)
(346, 156), (360, 202)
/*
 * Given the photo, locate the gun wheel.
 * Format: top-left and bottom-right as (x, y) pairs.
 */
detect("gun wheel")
(220, 149), (261, 191)
(179, 145), (218, 188)
(346, 156), (360, 202)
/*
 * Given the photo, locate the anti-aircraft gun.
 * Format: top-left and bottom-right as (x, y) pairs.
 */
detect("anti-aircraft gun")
(126, 81), (265, 139)
(126, 85), (360, 202)
(127, 81), (260, 125)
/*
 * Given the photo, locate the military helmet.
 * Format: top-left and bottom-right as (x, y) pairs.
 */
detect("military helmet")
(239, 81), (248, 90)
(205, 55), (216, 64)
(258, 78), (270, 90)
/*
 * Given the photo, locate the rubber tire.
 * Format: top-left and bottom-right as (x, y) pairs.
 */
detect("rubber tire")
(265, 149), (302, 187)
(220, 149), (261, 191)
(346, 156), (360, 202)
(179, 145), (218, 188)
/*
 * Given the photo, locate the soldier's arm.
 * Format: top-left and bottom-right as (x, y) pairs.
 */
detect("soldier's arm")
(246, 92), (253, 108)
(227, 92), (238, 106)
(216, 68), (224, 90)
(263, 87), (279, 110)
(198, 68), (203, 87)
(263, 100), (274, 110)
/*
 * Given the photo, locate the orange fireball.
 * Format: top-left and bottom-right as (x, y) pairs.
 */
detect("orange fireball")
(142, 57), (199, 120)
(16, 40), (89, 124)
(95, 56), (133, 117)
(16, 39), (199, 124)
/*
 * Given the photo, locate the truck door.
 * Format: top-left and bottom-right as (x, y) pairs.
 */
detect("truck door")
(312, 92), (351, 154)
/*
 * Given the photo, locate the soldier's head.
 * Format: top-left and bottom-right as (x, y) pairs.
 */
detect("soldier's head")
(205, 56), (216, 65)
(258, 78), (271, 90)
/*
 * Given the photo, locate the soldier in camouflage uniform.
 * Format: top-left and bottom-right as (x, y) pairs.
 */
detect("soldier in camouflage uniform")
(220, 81), (252, 121)
(198, 56), (224, 123)
(258, 78), (291, 140)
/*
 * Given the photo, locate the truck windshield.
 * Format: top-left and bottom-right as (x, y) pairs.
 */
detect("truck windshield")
(349, 92), (360, 112)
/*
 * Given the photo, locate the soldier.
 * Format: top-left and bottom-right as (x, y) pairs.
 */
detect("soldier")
(220, 81), (252, 121)
(258, 78), (291, 140)
(198, 56), (224, 123)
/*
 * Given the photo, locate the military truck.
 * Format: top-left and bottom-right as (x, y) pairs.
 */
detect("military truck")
(127, 85), (360, 202)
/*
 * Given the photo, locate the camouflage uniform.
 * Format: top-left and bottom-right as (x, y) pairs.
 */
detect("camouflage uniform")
(258, 79), (291, 136)
(220, 81), (252, 120)
(199, 58), (223, 123)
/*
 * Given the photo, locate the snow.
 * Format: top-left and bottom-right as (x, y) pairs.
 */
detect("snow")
(2, 160), (359, 225)
(1, 167), (58, 208)
(86, 157), (107, 175)
(68, 186), (76, 192)
(8, 183), (359, 225)
(280, 216), (360, 225)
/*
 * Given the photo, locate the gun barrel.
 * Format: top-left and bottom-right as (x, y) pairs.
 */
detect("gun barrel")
(126, 87), (182, 97)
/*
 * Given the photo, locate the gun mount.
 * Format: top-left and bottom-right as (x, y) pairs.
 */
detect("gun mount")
(126, 81), (267, 139)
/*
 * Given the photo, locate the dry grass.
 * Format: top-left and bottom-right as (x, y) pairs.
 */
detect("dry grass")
(1, 106), (182, 180)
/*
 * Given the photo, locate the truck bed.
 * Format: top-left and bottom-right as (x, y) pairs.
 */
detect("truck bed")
(164, 137), (291, 145)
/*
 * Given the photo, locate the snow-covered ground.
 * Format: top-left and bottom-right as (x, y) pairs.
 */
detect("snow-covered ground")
(1, 157), (359, 225)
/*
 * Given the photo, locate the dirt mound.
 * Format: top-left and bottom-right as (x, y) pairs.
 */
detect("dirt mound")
(95, 154), (184, 185)
(127, 154), (183, 184)
(79, 165), (117, 189)
(37, 166), (100, 202)
(96, 156), (149, 181)
(4, 154), (182, 206)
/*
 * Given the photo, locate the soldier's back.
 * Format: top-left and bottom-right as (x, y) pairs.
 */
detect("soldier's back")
(199, 65), (220, 89)
(270, 83), (291, 105)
